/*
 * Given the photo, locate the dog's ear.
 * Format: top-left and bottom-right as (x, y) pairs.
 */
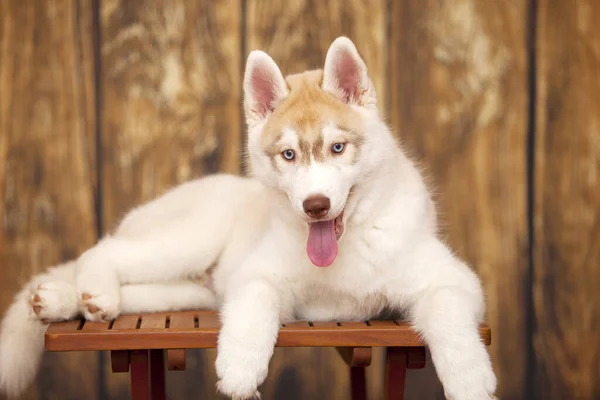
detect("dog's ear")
(243, 50), (288, 125)
(322, 37), (376, 108)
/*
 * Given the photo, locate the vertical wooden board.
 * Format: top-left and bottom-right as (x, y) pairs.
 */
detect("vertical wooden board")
(246, 0), (386, 112)
(389, 1), (528, 399)
(100, 0), (242, 224)
(0, 1), (98, 399)
(534, 1), (600, 399)
(246, 2), (386, 398)
(99, 0), (241, 398)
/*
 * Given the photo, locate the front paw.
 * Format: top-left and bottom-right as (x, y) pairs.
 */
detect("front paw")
(443, 361), (497, 400)
(215, 344), (268, 399)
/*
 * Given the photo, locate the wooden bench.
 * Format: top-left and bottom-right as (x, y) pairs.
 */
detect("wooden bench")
(44, 310), (492, 400)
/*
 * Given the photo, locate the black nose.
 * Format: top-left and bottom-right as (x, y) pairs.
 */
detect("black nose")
(303, 195), (330, 219)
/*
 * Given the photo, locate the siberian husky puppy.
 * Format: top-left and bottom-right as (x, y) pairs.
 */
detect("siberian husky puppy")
(0, 37), (497, 399)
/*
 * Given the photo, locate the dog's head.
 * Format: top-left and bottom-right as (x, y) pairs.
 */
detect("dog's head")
(243, 37), (389, 267)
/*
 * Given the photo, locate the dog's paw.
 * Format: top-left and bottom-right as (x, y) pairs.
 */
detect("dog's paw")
(78, 291), (120, 322)
(443, 362), (497, 400)
(215, 344), (268, 400)
(29, 281), (79, 323)
(76, 252), (121, 322)
(76, 274), (121, 322)
(216, 378), (261, 400)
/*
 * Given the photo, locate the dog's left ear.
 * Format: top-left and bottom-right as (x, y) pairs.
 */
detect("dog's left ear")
(322, 37), (377, 108)
(243, 50), (288, 127)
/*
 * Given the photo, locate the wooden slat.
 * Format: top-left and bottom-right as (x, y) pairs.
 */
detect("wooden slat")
(389, 2), (529, 398)
(337, 322), (371, 329)
(111, 314), (140, 330)
(168, 312), (195, 329)
(139, 314), (167, 330)
(281, 321), (312, 328)
(0, 1), (99, 398)
(195, 311), (220, 329)
(310, 321), (340, 328)
(367, 320), (398, 328)
(82, 321), (111, 332)
(534, 1), (600, 399)
(45, 320), (83, 334)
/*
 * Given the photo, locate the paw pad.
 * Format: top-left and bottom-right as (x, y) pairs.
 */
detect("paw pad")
(86, 304), (100, 314)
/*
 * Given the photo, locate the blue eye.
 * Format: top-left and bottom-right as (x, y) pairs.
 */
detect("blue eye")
(282, 149), (295, 161)
(331, 143), (345, 154)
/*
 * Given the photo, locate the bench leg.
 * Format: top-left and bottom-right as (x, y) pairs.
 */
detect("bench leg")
(150, 350), (166, 400)
(383, 347), (408, 400)
(350, 366), (367, 400)
(130, 350), (150, 400)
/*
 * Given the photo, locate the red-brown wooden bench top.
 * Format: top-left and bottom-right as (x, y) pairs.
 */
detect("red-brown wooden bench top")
(45, 310), (492, 352)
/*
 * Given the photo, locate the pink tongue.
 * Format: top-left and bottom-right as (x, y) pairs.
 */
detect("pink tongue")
(307, 220), (338, 267)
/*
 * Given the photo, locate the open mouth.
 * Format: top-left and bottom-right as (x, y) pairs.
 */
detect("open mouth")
(306, 210), (345, 268)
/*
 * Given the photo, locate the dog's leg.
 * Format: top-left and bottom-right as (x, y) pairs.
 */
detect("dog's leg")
(215, 277), (286, 400)
(388, 239), (497, 400)
(75, 227), (224, 321)
(120, 281), (217, 314)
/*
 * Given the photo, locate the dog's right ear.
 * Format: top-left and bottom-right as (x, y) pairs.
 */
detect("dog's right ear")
(322, 37), (376, 109)
(243, 51), (288, 126)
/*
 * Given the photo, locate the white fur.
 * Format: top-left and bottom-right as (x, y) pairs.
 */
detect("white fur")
(0, 37), (497, 400)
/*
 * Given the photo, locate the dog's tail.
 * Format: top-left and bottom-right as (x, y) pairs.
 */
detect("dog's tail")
(0, 262), (76, 399)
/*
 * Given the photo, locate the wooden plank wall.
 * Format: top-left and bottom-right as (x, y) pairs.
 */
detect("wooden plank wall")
(0, 1), (100, 399)
(389, 2), (530, 399)
(0, 1), (598, 399)
(533, 1), (600, 399)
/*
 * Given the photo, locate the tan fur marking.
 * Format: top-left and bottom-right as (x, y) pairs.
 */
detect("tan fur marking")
(298, 139), (312, 165)
(311, 134), (324, 162)
(261, 69), (366, 165)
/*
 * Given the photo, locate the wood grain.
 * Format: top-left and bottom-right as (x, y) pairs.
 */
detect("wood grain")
(100, 0), (242, 225)
(98, 0), (241, 398)
(534, 1), (600, 398)
(246, 3), (387, 397)
(0, 1), (99, 399)
(246, 0), (387, 112)
(389, 1), (529, 399)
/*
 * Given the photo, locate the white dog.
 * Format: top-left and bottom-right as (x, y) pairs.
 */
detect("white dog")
(0, 37), (497, 399)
